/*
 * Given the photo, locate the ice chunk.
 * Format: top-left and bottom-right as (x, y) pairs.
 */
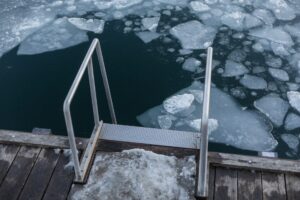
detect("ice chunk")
(18, 18), (88, 55)
(141, 17), (160, 32)
(136, 31), (160, 43)
(281, 134), (299, 152)
(263, 0), (296, 21)
(287, 91), (300, 113)
(71, 149), (194, 200)
(240, 75), (267, 90)
(252, 9), (275, 25)
(266, 57), (282, 68)
(182, 58), (201, 72)
(228, 49), (247, 63)
(163, 94), (194, 114)
(284, 113), (300, 130)
(68, 18), (105, 33)
(138, 82), (278, 151)
(188, 118), (218, 132)
(170, 20), (217, 49)
(221, 11), (246, 31)
(268, 68), (289, 82)
(113, 0), (143, 9)
(222, 60), (249, 77)
(249, 27), (294, 47)
(189, 1), (210, 12)
(252, 42), (264, 53)
(188, 90), (203, 103)
(157, 115), (176, 129)
(271, 42), (290, 57)
(254, 94), (289, 127)
(244, 14), (262, 29)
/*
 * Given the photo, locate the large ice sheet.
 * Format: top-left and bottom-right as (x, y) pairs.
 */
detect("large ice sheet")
(0, 6), (55, 57)
(137, 81), (278, 151)
(170, 20), (217, 50)
(17, 18), (89, 55)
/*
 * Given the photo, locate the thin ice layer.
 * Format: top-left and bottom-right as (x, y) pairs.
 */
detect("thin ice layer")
(137, 81), (278, 152)
(18, 18), (89, 55)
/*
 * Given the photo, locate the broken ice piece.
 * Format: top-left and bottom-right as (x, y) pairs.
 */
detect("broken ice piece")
(287, 91), (300, 113)
(141, 17), (160, 32)
(188, 118), (218, 132)
(163, 94), (194, 114)
(136, 31), (160, 43)
(68, 18), (105, 33)
(222, 60), (249, 77)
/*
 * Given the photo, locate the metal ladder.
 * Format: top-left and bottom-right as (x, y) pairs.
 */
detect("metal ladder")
(63, 38), (116, 182)
(63, 38), (213, 198)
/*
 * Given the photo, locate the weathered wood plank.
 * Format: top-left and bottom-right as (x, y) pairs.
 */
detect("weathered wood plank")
(262, 172), (286, 200)
(18, 148), (60, 200)
(0, 146), (40, 200)
(208, 166), (215, 200)
(285, 173), (300, 200)
(0, 144), (20, 184)
(237, 169), (262, 200)
(43, 149), (75, 200)
(0, 129), (87, 150)
(209, 152), (300, 174)
(214, 167), (237, 200)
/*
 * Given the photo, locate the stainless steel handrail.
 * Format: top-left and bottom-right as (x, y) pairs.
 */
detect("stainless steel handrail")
(63, 38), (117, 182)
(195, 47), (213, 198)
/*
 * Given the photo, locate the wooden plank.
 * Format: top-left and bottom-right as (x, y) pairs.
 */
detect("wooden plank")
(285, 173), (300, 200)
(0, 129), (88, 150)
(208, 166), (215, 200)
(237, 169), (262, 200)
(0, 144), (20, 184)
(43, 149), (75, 200)
(262, 172), (286, 200)
(214, 167), (237, 200)
(209, 152), (300, 174)
(18, 148), (60, 200)
(0, 146), (40, 200)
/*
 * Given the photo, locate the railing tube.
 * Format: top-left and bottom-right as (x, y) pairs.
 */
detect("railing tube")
(196, 47), (213, 197)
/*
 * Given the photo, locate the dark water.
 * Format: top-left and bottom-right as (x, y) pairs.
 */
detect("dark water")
(0, 19), (261, 156)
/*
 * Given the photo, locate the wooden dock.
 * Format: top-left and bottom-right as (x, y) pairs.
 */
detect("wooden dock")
(0, 128), (300, 200)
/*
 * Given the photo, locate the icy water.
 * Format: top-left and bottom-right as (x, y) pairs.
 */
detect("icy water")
(1, 0), (300, 159)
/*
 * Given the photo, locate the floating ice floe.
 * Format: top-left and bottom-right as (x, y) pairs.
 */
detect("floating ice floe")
(281, 134), (299, 152)
(221, 11), (262, 31)
(141, 17), (160, 32)
(284, 113), (300, 131)
(249, 27), (294, 47)
(68, 18), (105, 33)
(268, 68), (289, 82)
(258, 0), (296, 21)
(182, 58), (201, 72)
(266, 57), (282, 68)
(136, 31), (160, 43)
(222, 60), (249, 77)
(287, 91), (300, 113)
(170, 20), (217, 49)
(254, 94), (289, 127)
(138, 81), (278, 151)
(18, 18), (89, 55)
(239, 75), (267, 90)
(71, 149), (195, 200)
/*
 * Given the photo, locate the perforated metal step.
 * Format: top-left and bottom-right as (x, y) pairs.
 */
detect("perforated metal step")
(100, 123), (200, 149)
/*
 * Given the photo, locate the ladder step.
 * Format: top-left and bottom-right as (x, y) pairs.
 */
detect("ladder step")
(100, 123), (200, 149)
